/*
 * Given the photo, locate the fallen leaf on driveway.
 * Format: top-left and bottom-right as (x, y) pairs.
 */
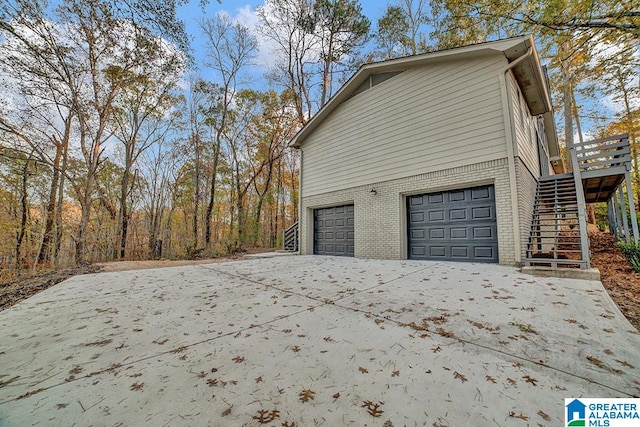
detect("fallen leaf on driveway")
(252, 409), (279, 424)
(453, 371), (467, 383)
(299, 389), (315, 402)
(508, 411), (528, 421)
(362, 400), (384, 417)
(538, 410), (550, 421)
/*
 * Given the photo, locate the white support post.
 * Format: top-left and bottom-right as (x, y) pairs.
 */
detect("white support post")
(614, 189), (624, 240)
(607, 200), (615, 236)
(619, 183), (630, 242)
(568, 146), (590, 268)
(625, 170), (639, 244)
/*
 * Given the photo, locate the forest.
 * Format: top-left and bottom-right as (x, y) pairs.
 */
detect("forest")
(0, 0), (638, 279)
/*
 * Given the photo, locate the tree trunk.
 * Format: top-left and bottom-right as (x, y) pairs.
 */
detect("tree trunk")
(15, 154), (32, 274)
(192, 134), (201, 250)
(75, 166), (96, 265)
(37, 143), (62, 264)
(204, 136), (222, 247)
(53, 142), (69, 268)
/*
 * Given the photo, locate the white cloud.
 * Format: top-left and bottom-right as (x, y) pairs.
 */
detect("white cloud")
(226, 4), (279, 70)
(590, 38), (640, 117)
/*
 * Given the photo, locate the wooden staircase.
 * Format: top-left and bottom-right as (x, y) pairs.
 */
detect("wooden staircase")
(283, 222), (299, 252)
(525, 173), (589, 268)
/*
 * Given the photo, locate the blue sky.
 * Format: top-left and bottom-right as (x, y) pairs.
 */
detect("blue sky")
(174, 1), (632, 136)
(177, 1), (391, 79)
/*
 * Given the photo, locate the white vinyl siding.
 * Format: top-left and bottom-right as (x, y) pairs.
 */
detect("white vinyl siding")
(301, 56), (509, 196)
(510, 73), (540, 177)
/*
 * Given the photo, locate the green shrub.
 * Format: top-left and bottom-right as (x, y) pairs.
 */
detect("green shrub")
(617, 241), (640, 273)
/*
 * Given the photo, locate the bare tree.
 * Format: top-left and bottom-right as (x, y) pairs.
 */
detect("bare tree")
(258, 0), (318, 123)
(200, 13), (258, 248)
(112, 33), (184, 259)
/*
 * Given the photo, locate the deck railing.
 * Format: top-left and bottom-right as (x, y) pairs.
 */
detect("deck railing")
(283, 221), (299, 252)
(573, 134), (631, 177)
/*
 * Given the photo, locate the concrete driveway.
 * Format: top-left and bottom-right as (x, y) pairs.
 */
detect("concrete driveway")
(1, 256), (639, 426)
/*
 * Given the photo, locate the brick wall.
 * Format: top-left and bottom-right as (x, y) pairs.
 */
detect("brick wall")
(300, 158), (519, 265)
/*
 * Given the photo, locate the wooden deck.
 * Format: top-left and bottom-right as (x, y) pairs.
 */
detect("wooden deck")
(574, 134), (631, 203)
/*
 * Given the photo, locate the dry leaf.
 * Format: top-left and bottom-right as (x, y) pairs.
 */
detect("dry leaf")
(436, 328), (453, 338)
(333, 392), (340, 399)
(299, 389), (315, 402)
(615, 359), (635, 368)
(537, 410), (550, 421)
(453, 371), (467, 383)
(362, 400), (384, 417)
(252, 409), (280, 424)
(587, 355), (605, 368)
(359, 366), (369, 374)
(508, 411), (528, 421)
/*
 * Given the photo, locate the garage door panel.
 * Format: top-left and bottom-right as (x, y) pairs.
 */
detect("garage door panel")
(428, 211), (444, 221)
(473, 227), (494, 239)
(474, 246), (496, 259)
(411, 212), (425, 223)
(449, 209), (467, 220)
(408, 185), (498, 263)
(411, 229), (426, 239)
(472, 186), (490, 199)
(451, 246), (469, 258)
(472, 206), (493, 219)
(450, 228), (467, 239)
(429, 228), (445, 239)
(428, 194), (443, 204)
(449, 190), (466, 202)
(429, 246), (446, 257)
(410, 246), (426, 256)
(314, 204), (354, 257)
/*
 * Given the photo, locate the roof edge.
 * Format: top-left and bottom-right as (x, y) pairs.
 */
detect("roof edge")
(290, 35), (540, 149)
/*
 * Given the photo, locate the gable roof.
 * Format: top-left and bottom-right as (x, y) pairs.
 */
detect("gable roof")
(290, 35), (559, 159)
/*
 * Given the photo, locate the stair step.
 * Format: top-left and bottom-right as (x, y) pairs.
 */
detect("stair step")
(526, 172), (588, 269)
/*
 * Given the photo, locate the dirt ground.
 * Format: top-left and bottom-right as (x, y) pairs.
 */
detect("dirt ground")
(1, 237), (640, 331)
(589, 228), (640, 331)
(0, 250), (260, 311)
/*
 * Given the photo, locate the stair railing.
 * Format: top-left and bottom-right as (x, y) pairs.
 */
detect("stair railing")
(568, 144), (591, 268)
(283, 222), (299, 252)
